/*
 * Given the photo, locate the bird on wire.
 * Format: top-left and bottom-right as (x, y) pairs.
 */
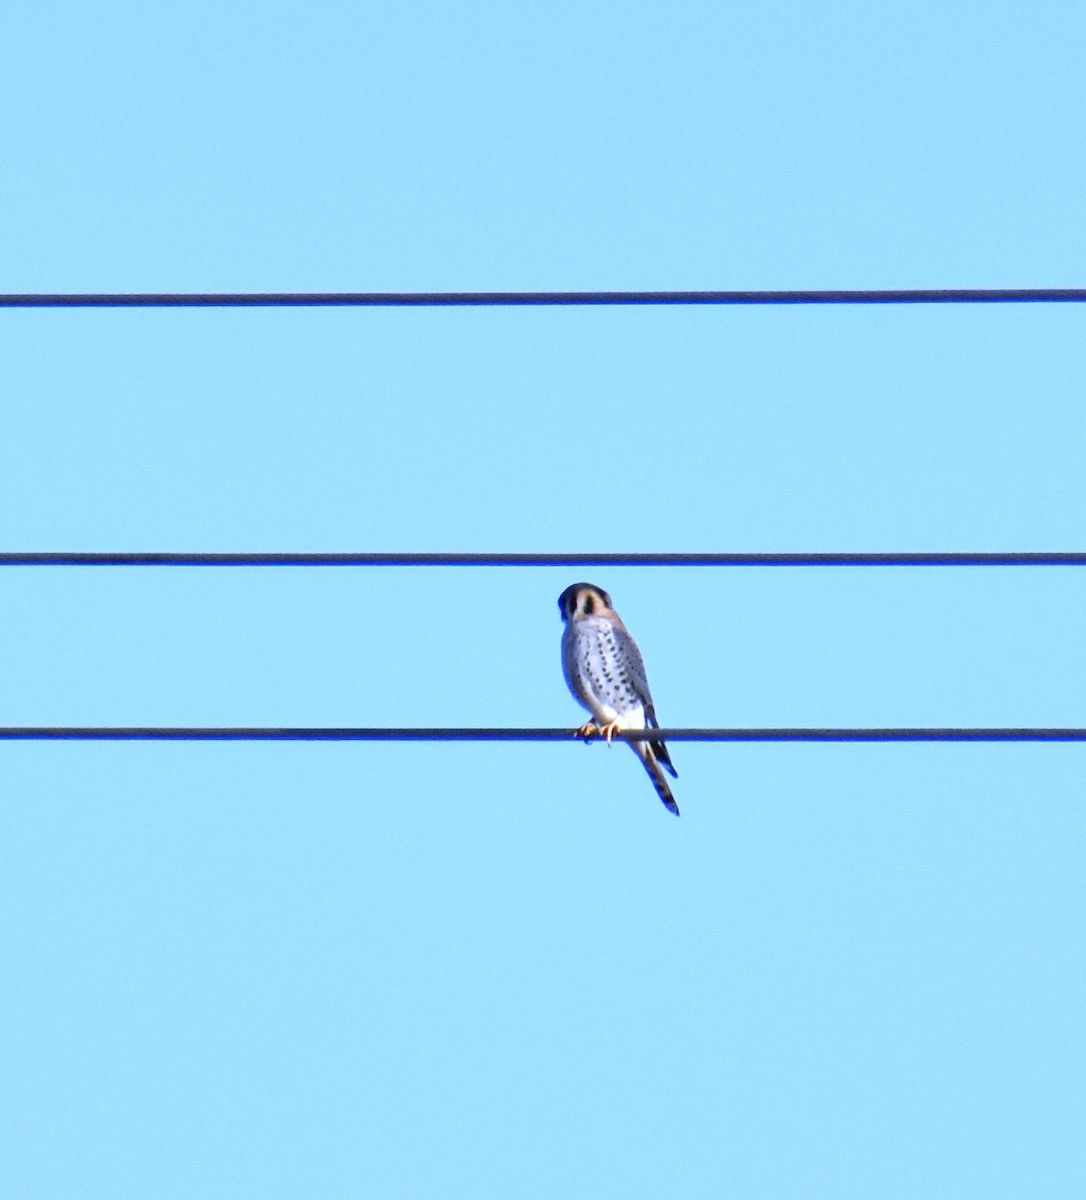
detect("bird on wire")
(558, 582), (679, 815)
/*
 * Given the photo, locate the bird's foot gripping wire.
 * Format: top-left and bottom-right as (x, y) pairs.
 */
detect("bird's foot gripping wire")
(598, 718), (623, 745)
(576, 719), (623, 745)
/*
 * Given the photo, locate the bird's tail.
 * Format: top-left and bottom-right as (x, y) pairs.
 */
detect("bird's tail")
(632, 741), (680, 816)
(644, 707), (678, 780)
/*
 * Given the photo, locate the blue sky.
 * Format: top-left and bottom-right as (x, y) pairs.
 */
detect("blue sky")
(2, 2), (1084, 1196)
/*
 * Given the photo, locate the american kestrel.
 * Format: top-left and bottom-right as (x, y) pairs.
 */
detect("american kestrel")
(558, 582), (679, 816)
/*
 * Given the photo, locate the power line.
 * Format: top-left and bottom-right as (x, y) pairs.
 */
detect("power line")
(2, 288), (1086, 309)
(1, 552), (1085, 568)
(2, 727), (1085, 742)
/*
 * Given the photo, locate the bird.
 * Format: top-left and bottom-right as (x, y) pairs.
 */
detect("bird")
(558, 582), (679, 815)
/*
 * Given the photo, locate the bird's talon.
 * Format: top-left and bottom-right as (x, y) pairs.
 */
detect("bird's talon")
(576, 721), (600, 741)
(600, 719), (623, 745)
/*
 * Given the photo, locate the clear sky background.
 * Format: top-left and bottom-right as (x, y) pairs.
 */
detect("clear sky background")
(2, 2), (1085, 1196)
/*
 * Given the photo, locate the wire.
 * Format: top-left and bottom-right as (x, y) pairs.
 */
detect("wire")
(2, 289), (1085, 308)
(2, 727), (1085, 741)
(1, 552), (1085, 567)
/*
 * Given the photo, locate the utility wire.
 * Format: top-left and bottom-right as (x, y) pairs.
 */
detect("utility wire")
(3, 728), (1086, 742)
(1, 552), (1085, 567)
(2, 289), (1086, 309)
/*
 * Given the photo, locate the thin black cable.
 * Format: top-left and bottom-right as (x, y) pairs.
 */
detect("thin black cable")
(1, 552), (1085, 567)
(2, 289), (1086, 308)
(2, 727), (1085, 742)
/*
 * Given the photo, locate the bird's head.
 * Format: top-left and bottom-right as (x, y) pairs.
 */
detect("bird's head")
(558, 582), (613, 622)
